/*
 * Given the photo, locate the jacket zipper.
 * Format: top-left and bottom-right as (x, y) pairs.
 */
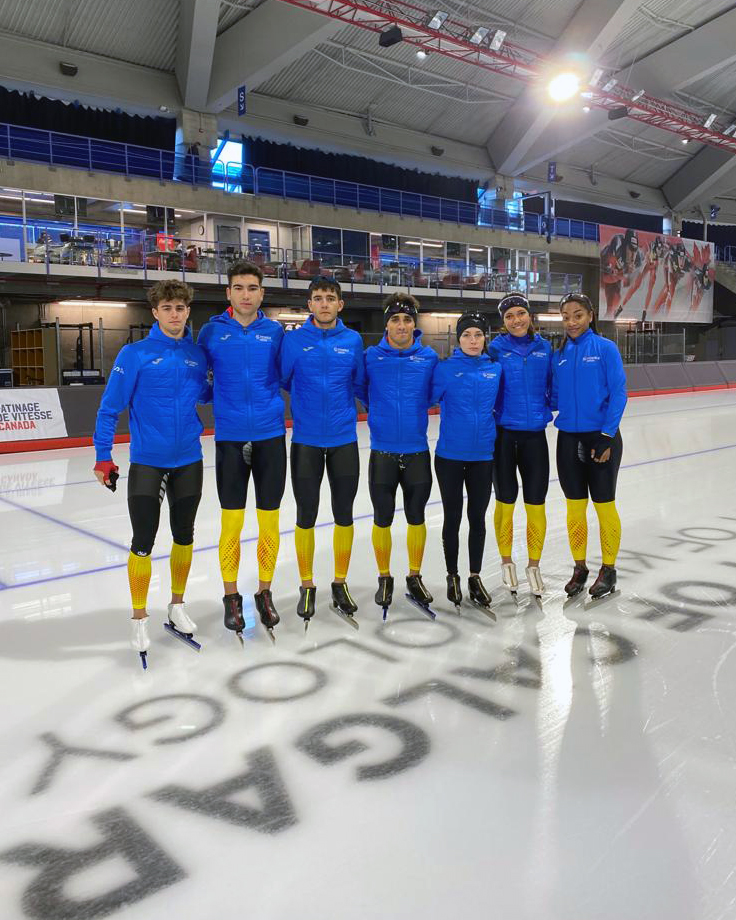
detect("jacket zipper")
(322, 330), (328, 443)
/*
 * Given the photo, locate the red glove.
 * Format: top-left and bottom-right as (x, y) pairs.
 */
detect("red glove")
(94, 460), (120, 491)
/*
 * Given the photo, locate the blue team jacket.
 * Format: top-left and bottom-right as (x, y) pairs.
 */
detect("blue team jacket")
(488, 332), (552, 431)
(431, 349), (502, 461)
(93, 323), (209, 467)
(197, 310), (285, 442)
(365, 331), (438, 453)
(551, 329), (628, 434)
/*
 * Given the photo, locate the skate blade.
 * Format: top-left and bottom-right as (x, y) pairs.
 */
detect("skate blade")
(236, 630), (244, 647)
(381, 605), (389, 621)
(583, 588), (620, 610)
(304, 619), (310, 633)
(139, 651), (148, 670)
(331, 603), (359, 630)
(563, 591), (586, 610)
(164, 622), (202, 652)
(266, 627), (276, 644)
(405, 594), (437, 620)
(467, 600), (497, 621)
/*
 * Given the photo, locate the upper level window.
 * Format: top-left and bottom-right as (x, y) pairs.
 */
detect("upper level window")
(211, 140), (244, 191)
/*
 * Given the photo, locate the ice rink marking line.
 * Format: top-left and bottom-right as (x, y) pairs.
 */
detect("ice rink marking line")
(2, 440), (736, 592)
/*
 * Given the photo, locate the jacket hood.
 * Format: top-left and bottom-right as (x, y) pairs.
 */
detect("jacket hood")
(496, 332), (539, 354)
(149, 322), (194, 344)
(302, 316), (346, 338)
(450, 347), (493, 364)
(209, 308), (268, 329)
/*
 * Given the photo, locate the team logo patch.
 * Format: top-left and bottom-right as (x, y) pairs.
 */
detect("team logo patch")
(303, 346), (314, 352)
(220, 334), (231, 340)
(532, 351), (547, 357)
(112, 365), (124, 375)
(482, 372), (497, 378)
(255, 334), (272, 342)
(151, 358), (163, 365)
(333, 346), (350, 354)
(582, 355), (600, 363)
(558, 358), (568, 366)
(184, 359), (199, 367)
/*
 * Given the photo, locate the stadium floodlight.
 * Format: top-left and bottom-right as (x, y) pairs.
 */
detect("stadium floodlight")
(548, 72), (580, 103)
(704, 113), (717, 128)
(427, 11), (448, 30)
(470, 27), (489, 44)
(602, 78), (617, 92)
(489, 29), (506, 51)
(589, 68), (604, 87)
(631, 89), (645, 102)
(724, 123), (736, 136)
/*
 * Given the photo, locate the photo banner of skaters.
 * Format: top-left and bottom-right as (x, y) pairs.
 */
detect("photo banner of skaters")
(599, 224), (714, 324)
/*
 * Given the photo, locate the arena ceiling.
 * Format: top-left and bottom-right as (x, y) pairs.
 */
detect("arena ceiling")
(0, 0), (735, 219)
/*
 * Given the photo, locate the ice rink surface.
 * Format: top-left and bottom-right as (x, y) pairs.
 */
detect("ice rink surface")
(1, 389), (736, 920)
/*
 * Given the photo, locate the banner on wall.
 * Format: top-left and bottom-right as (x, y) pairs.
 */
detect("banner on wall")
(0, 389), (68, 441)
(599, 225), (714, 323)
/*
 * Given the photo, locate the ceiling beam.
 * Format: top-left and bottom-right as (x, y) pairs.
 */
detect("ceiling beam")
(661, 147), (736, 212)
(206, 0), (342, 112)
(175, 0), (220, 110)
(486, 0), (642, 176)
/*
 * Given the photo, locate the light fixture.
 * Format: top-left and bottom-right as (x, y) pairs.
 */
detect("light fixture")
(580, 91), (594, 99)
(416, 49), (427, 60)
(0, 193), (53, 203)
(421, 241), (444, 248)
(468, 247), (485, 252)
(470, 27), (489, 44)
(430, 312), (462, 318)
(431, 145), (444, 156)
(427, 11), (448, 30)
(724, 124), (736, 136)
(59, 61), (78, 77)
(403, 240), (421, 246)
(589, 68), (604, 87)
(602, 78), (617, 92)
(681, 138), (690, 145)
(704, 113), (717, 128)
(293, 114), (309, 126)
(582, 105), (591, 113)
(631, 89), (645, 102)
(277, 313), (308, 321)
(548, 72), (580, 103)
(536, 313), (563, 322)
(57, 300), (129, 308)
(159, 105), (169, 113)
(489, 29), (506, 51)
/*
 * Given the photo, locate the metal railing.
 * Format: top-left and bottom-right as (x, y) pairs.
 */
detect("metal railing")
(0, 120), (601, 241)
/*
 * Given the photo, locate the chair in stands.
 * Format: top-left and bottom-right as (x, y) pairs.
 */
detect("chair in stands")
(296, 259), (321, 279)
(440, 272), (462, 289)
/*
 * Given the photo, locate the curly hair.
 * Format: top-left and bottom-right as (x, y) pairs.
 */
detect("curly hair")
(147, 280), (194, 309)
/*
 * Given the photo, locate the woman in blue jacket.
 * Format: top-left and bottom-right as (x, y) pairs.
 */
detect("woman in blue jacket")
(365, 293), (438, 613)
(488, 293), (552, 597)
(432, 312), (500, 610)
(93, 280), (210, 667)
(552, 292), (628, 599)
(280, 276), (366, 626)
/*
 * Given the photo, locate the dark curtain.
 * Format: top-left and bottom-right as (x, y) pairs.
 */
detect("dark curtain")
(0, 86), (175, 148)
(243, 137), (478, 201)
(682, 220), (736, 246)
(555, 199), (663, 232)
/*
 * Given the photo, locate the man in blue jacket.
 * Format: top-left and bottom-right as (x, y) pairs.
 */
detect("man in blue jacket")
(93, 279), (210, 667)
(365, 293), (438, 613)
(280, 276), (366, 626)
(197, 261), (285, 641)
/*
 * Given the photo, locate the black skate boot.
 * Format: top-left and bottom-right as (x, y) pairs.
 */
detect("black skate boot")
(254, 589), (279, 643)
(297, 585), (316, 632)
(564, 564), (589, 598)
(589, 564), (617, 599)
(405, 575), (436, 620)
(467, 575), (496, 621)
(223, 592), (245, 645)
(375, 575), (394, 620)
(446, 574), (462, 608)
(331, 582), (359, 629)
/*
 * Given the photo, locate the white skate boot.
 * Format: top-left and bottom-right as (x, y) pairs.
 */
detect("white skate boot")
(131, 617), (150, 669)
(165, 603), (201, 651)
(526, 565), (545, 597)
(501, 562), (518, 597)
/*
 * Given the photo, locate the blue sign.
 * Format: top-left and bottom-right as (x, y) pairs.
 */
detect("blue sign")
(710, 204), (720, 220)
(238, 85), (246, 116)
(547, 161), (557, 183)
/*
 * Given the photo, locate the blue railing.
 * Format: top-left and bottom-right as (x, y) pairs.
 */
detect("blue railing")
(0, 120), (600, 242)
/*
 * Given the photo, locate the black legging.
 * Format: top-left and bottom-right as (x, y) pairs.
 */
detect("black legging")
(369, 450), (432, 527)
(215, 435), (287, 510)
(434, 456), (493, 575)
(556, 430), (623, 502)
(492, 427), (549, 505)
(128, 460), (203, 555)
(291, 441), (360, 528)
